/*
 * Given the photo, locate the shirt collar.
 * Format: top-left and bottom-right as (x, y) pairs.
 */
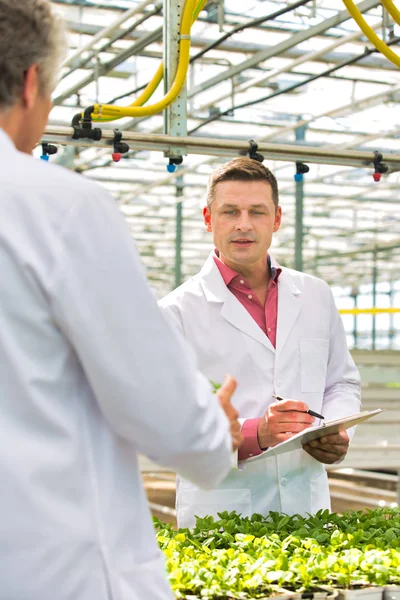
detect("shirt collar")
(0, 128), (16, 153)
(213, 249), (282, 286)
(269, 254), (282, 282)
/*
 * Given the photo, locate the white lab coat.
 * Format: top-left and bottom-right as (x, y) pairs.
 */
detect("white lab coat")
(0, 130), (232, 600)
(160, 251), (361, 529)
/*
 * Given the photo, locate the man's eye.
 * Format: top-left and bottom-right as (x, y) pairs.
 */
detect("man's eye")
(224, 210), (236, 215)
(251, 211), (264, 215)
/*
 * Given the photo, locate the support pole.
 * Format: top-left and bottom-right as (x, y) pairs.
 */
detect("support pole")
(295, 121), (306, 272)
(352, 288), (358, 348)
(372, 247), (377, 350)
(175, 169), (183, 289)
(164, 0), (187, 158)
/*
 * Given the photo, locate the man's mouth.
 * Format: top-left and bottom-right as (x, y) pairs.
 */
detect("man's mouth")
(231, 239), (255, 246)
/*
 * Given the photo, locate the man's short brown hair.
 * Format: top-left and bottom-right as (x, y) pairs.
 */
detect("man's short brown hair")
(206, 157), (279, 210)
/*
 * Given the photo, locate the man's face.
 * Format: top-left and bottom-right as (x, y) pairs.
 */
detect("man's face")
(203, 180), (282, 272)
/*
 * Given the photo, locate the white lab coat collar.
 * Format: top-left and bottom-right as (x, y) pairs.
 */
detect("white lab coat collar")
(199, 251), (302, 353)
(0, 128), (16, 154)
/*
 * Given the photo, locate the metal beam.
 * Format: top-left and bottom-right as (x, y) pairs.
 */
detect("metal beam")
(42, 125), (400, 170)
(187, 0), (380, 98)
(294, 122), (306, 272)
(62, 0), (155, 69)
(304, 239), (400, 264)
(64, 20), (400, 71)
(53, 26), (163, 105)
(164, 0), (187, 157)
(196, 24), (380, 113)
(175, 169), (183, 289)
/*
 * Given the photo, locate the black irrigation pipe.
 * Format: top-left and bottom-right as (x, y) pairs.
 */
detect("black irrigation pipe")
(189, 35), (400, 135)
(105, 0), (313, 105)
(191, 0), (313, 62)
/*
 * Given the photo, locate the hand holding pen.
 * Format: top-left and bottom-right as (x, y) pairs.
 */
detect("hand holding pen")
(257, 395), (320, 450)
(272, 395), (325, 420)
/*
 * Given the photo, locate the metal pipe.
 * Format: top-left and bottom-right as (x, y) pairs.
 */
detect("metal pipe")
(294, 122), (306, 272)
(187, 0), (380, 99)
(61, 5), (162, 81)
(54, 26), (163, 105)
(372, 247), (377, 351)
(62, 0), (155, 69)
(190, 34), (400, 135)
(175, 170), (183, 289)
(191, 0), (314, 63)
(197, 24), (380, 113)
(42, 125), (400, 170)
(304, 239), (400, 264)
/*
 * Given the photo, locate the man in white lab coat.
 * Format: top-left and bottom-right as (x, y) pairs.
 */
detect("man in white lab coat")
(0, 2), (243, 599)
(160, 157), (361, 528)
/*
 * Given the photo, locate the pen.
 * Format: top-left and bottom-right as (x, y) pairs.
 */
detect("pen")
(272, 394), (325, 420)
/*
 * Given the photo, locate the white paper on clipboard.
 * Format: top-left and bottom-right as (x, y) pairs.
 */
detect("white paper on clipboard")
(240, 408), (383, 465)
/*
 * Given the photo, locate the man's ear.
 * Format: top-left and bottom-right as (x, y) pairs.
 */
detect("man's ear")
(22, 64), (40, 110)
(203, 206), (212, 232)
(273, 206), (282, 232)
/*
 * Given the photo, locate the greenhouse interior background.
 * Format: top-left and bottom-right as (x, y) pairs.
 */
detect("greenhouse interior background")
(43, 0), (400, 516)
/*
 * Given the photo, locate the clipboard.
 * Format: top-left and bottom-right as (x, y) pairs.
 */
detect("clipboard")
(241, 408), (383, 464)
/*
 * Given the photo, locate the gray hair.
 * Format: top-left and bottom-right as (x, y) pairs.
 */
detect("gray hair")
(0, 0), (67, 109)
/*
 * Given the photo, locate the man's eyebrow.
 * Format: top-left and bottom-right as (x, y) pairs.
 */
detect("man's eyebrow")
(219, 203), (269, 209)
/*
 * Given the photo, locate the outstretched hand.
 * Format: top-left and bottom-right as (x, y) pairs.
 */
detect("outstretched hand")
(216, 375), (243, 451)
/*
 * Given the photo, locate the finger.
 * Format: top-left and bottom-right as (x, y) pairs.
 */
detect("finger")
(307, 441), (348, 456)
(232, 427), (244, 450)
(304, 439), (347, 455)
(270, 411), (315, 425)
(231, 421), (242, 436)
(273, 421), (314, 434)
(303, 445), (342, 464)
(338, 430), (350, 443)
(274, 400), (310, 413)
(217, 374), (237, 405)
(312, 433), (349, 446)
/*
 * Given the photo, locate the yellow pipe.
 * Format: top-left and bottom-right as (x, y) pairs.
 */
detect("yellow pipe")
(381, 0), (400, 26)
(93, 0), (206, 123)
(341, 0), (400, 68)
(339, 308), (400, 315)
(92, 0), (197, 120)
(192, 0), (208, 20)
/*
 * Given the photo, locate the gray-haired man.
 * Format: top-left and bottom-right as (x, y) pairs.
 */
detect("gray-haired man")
(0, 2), (242, 599)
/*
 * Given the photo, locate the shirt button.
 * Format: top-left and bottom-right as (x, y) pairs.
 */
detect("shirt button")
(248, 294), (252, 300)
(276, 380), (282, 387)
(268, 327), (271, 332)
(249, 453), (253, 457)
(240, 279), (244, 284)
(281, 478), (288, 487)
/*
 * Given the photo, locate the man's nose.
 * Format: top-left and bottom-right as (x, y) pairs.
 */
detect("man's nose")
(236, 211), (252, 231)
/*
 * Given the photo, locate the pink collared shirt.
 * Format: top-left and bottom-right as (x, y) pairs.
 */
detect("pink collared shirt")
(213, 251), (282, 461)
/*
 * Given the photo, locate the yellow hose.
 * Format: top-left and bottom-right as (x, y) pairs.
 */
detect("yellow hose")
(92, 0), (197, 120)
(381, 0), (400, 26)
(192, 0), (208, 21)
(342, 0), (400, 68)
